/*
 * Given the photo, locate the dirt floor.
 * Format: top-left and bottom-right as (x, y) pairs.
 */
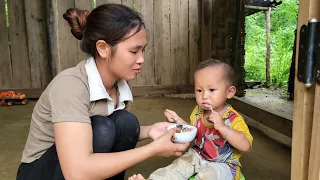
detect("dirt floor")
(0, 97), (291, 180)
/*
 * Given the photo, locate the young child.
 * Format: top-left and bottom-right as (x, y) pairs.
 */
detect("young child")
(129, 59), (253, 180)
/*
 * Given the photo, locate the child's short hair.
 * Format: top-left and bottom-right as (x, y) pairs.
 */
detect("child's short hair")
(196, 59), (235, 86)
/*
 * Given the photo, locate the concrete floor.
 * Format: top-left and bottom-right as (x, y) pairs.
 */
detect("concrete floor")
(0, 97), (291, 180)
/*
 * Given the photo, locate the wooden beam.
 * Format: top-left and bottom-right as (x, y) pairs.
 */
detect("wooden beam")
(0, 85), (194, 99)
(265, 7), (271, 86)
(132, 85), (194, 97)
(241, 113), (292, 148)
(228, 96), (293, 138)
(245, 5), (269, 11)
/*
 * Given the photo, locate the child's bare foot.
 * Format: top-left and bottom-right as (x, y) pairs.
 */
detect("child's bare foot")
(128, 174), (146, 180)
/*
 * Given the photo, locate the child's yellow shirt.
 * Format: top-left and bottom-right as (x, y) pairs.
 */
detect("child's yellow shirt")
(190, 105), (253, 180)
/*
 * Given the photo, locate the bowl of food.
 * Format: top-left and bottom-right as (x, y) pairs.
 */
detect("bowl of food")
(167, 124), (197, 144)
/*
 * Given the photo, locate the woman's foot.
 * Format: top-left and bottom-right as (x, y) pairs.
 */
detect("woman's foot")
(128, 174), (146, 180)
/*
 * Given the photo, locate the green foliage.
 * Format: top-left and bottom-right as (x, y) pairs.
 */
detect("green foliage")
(245, 0), (299, 87)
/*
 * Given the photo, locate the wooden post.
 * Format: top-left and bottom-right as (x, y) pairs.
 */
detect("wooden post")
(265, 7), (271, 87)
(308, 83), (320, 180)
(200, 0), (212, 61)
(244, 5), (269, 11)
(306, 3), (320, 180)
(46, 0), (59, 78)
(291, 0), (320, 179)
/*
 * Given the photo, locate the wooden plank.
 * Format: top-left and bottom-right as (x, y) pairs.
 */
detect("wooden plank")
(308, 87), (320, 180)
(96, 0), (121, 7)
(307, 1), (320, 179)
(75, 0), (93, 10)
(121, 0), (133, 7)
(135, 0), (155, 86)
(7, 0), (31, 88)
(241, 113), (292, 149)
(57, 0), (79, 71)
(200, 0), (212, 61)
(154, 0), (171, 85)
(177, 0), (189, 84)
(75, 0), (93, 62)
(189, 0), (200, 84)
(170, 0), (189, 85)
(229, 97), (293, 138)
(46, 0), (60, 77)
(0, 0), (12, 88)
(24, 0), (51, 88)
(170, 0), (179, 85)
(291, 86), (315, 180)
(291, 0), (318, 179)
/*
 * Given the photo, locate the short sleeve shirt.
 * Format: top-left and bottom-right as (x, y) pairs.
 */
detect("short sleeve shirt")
(190, 105), (253, 180)
(21, 57), (133, 163)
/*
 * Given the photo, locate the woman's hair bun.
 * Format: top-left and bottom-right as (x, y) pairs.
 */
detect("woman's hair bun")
(63, 8), (89, 40)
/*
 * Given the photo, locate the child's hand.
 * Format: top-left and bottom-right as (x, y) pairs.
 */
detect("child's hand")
(208, 110), (226, 131)
(164, 109), (188, 125)
(164, 109), (180, 123)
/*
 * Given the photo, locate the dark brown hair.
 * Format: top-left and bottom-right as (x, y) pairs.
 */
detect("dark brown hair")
(63, 4), (145, 57)
(196, 59), (235, 86)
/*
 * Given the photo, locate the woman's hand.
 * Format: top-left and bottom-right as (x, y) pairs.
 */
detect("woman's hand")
(150, 128), (190, 157)
(164, 109), (188, 124)
(148, 122), (173, 140)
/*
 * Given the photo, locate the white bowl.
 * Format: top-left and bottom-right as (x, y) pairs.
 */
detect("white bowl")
(167, 124), (197, 144)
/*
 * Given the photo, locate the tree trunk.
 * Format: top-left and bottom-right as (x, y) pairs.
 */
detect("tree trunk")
(265, 7), (271, 87)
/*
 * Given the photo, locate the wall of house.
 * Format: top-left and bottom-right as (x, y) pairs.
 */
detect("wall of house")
(0, 0), (200, 90)
(211, 0), (246, 89)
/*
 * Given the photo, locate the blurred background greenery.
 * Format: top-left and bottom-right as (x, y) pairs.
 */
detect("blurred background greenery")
(245, 0), (299, 88)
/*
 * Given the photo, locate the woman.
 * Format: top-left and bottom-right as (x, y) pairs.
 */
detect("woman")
(17, 4), (189, 180)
